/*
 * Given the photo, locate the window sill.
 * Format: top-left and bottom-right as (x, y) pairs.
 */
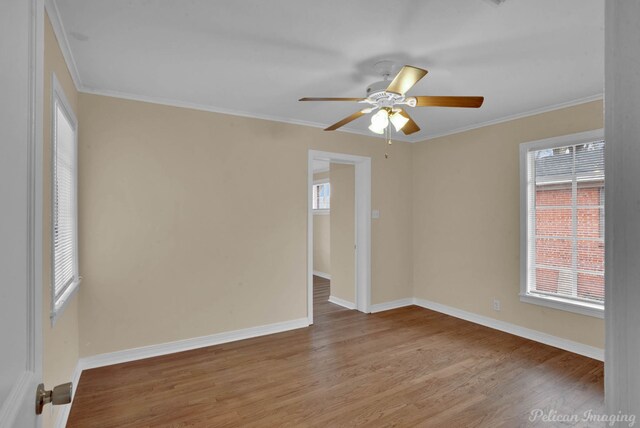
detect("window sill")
(51, 278), (81, 326)
(519, 293), (604, 319)
(313, 210), (330, 216)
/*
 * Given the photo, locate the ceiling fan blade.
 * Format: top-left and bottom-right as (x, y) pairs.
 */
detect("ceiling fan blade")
(299, 97), (365, 102)
(413, 96), (484, 108)
(386, 65), (428, 95)
(324, 111), (366, 131)
(397, 110), (420, 135)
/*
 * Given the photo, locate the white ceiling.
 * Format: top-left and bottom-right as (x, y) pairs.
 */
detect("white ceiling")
(53, 0), (604, 142)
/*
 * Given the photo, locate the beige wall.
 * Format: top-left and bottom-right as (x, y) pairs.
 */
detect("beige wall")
(73, 77), (602, 358)
(412, 100), (605, 349)
(42, 13), (80, 428)
(77, 93), (414, 357)
(312, 171), (330, 276)
(329, 164), (356, 303)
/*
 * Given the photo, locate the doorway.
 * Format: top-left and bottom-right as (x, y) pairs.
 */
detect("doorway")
(307, 150), (371, 324)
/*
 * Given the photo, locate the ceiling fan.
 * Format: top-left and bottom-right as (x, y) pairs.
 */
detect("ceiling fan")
(299, 64), (484, 136)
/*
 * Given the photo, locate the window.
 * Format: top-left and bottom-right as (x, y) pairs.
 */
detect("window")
(51, 75), (80, 322)
(520, 130), (604, 318)
(312, 180), (330, 213)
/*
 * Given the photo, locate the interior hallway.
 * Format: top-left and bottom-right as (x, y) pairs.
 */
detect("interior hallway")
(313, 275), (348, 317)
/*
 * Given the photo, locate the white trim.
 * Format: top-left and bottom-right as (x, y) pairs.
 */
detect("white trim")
(43, 0), (82, 90)
(313, 270), (331, 280)
(50, 299), (604, 427)
(354, 158), (372, 314)
(519, 129), (605, 318)
(369, 298), (414, 313)
(308, 150), (372, 324)
(520, 293), (604, 319)
(519, 128), (604, 152)
(50, 73), (80, 324)
(413, 298), (604, 361)
(30, 0), (45, 379)
(313, 166), (330, 174)
(328, 296), (356, 310)
(313, 210), (330, 216)
(50, 278), (80, 325)
(367, 296), (604, 360)
(0, 372), (37, 428)
(82, 87), (406, 142)
(420, 94), (604, 142)
(54, 362), (83, 428)
(52, 318), (308, 426)
(34, 13), (601, 148)
(79, 318), (309, 370)
(81, 89), (603, 145)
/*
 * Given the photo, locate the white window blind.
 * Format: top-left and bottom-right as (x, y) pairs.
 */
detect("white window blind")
(51, 76), (79, 320)
(312, 182), (330, 210)
(524, 138), (605, 309)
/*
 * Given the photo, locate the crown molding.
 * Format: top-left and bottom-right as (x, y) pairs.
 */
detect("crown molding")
(79, 88), (603, 145)
(416, 93), (604, 143)
(80, 86), (417, 142)
(42, 3), (602, 146)
(44, 0), (82, 90)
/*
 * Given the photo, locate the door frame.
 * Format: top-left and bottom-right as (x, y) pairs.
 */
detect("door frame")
(307, 150), (371, 324)
(0, 0), (44, 426)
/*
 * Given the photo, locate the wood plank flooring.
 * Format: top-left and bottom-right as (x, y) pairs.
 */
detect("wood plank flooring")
(313, 275), (349, 316)
(68, 276), (603, 427)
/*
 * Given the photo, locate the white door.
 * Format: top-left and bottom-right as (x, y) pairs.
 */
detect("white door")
(0, 0), (43, 426)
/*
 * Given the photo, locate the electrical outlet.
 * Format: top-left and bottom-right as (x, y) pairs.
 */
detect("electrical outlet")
(492, 299), (501, 312)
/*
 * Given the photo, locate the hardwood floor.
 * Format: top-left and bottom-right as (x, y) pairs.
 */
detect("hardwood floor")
(313, 275), (349, 316)
(68, 276), (603, 427)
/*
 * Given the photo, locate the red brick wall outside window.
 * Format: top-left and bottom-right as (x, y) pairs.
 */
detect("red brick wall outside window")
(534, 182), (604, 302)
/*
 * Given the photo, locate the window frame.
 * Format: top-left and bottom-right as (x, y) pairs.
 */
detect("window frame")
(312, 178), (330, 215)
(50, 74), (80, 324)
(519, 129), (604, 319)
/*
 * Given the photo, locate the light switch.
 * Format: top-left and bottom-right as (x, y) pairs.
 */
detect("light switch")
(372, 209), (380, 219)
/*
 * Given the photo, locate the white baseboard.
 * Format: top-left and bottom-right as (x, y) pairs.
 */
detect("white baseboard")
(369, 298), (414, 313)
(53, 299), (602, 428)
(80, 317), (309, 370)
(55, 361), (83, 428)
(313, 270), (331, 280)
(53, 317), (308, 427)
(413, 298), (604, 361)
(328, 295), (356, 310)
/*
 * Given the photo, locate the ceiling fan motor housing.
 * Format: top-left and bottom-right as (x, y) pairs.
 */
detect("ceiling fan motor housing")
(366, 80), (405, 108)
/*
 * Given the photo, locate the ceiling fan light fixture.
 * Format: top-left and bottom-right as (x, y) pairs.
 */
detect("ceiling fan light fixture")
(368, 124), (385, 134)
(369, 109), (389, 134)
(390, 111), (409, 132)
